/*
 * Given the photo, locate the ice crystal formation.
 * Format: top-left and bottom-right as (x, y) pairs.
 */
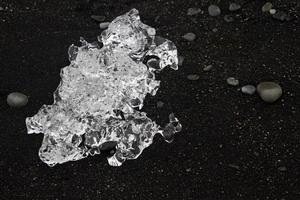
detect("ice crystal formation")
(26, 9), (182, 167)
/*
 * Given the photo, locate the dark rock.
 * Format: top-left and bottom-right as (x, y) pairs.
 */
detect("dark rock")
(7, 92), (29, 107)
(208, 5), (221, 17)
(257, 82), (282, 103)
(182, 33), (196, 41)
(187, 74), (200, 81)
(229, 3), (241, 11)
(187, 8), (201, 16)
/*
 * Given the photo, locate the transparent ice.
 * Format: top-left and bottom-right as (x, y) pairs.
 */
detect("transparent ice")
(25, 9), (182, 167)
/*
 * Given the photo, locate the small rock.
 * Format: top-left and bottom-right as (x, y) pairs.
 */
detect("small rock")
(212, 28), (218, 32)
(186, 168), (192, 172)
(90, 15), (106, 22)
(262, 2), (273, 12)
(229, 3), (241, 11)
(182, 32), (196, 41)
(269, 9), (276, 15)
(7, 92), (29, 107)
(178, 56), (185, 66)
(203, 65), (213, 71)
(224, 15), (234, 22)
(156, 101), (164, 108)
(208, 5), (221, 17)
(226, 77), (239, 86)
(278, 166), (287, 172)
(257, 82), (282, 103)
(241, 85), (256, 95)
(99, 22), (110, 29)
(228, 164), (240, 170)
(0, 6), (4, 11)
(187, 8), (201, 16)
(272, 11), (292, 21)
(187, 74), (200, 81)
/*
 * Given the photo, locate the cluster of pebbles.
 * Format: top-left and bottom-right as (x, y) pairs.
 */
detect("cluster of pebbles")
(182, 3), (284, 104)
(225, 78), (282, 103)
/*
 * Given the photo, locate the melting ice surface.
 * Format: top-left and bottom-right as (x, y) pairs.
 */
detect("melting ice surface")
(26, 9), (182, 167)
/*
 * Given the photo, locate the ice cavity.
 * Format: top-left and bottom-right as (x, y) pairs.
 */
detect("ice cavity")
(25, 9), (182, 167)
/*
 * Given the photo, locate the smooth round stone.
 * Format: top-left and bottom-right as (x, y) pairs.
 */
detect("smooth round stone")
(269, 9), (276, 15)
(187, 7), (201, 16)
(278, 166), (287, 172)
(187, 74), (200, 81)
(257, 82), (282, 103)
(208, 5), (221, 17)
(182, 33), (196, 41)
(241, 85), (256, 95)
(229, 3), (241, 11)
(226, 77), (239, 86)
(7, 92), (28, 107)
(203, 64), (213, 71)
(262, 2), (273, 12)
(99, 22), (110, 29)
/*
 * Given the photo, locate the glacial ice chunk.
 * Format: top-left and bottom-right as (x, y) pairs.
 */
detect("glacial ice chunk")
(25, 8), (182, 167)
